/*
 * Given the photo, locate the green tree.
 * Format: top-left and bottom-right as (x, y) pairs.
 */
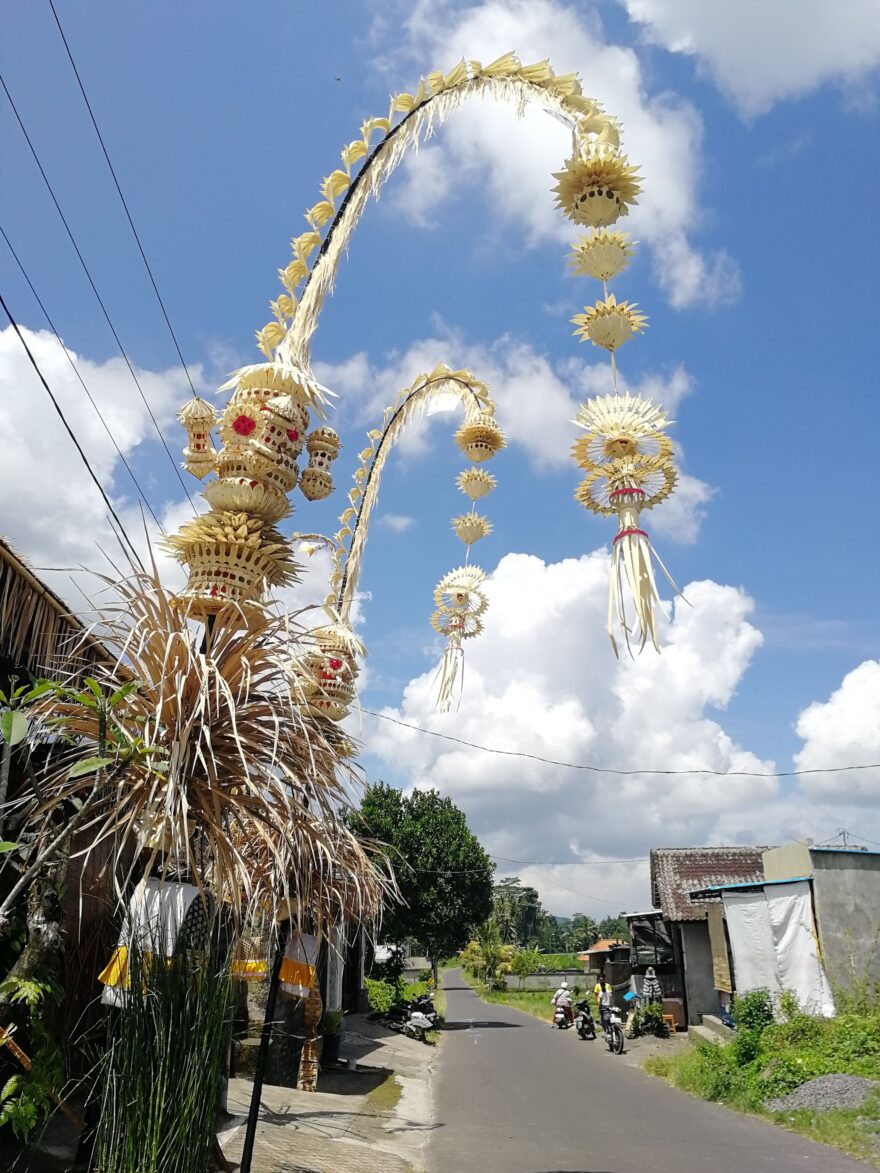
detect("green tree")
(475, 918), (505, 989)
(509, 946), (541, 989)
(598, 913), (628, 940)
(356, 783), (493, 984)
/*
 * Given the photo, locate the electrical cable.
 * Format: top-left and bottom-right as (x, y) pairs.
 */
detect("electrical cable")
(1, 223), (162, 530)
(47, 0), (199, 398)
(359, 707), (879, 779)
(0, 72), (196, 509)
(0, 291), (143, 569)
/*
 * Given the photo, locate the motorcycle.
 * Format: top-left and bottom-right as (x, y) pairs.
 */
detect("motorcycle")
(404, 1008), (437, 1042)
(574, 998), (596, 1040)
(553, 1002), (574, 1030)
(600, 1003), (625, 1054)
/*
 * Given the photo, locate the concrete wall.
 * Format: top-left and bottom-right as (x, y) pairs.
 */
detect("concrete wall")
(679, 921), (718, 1025)
(763, 842), (812, 881)
(515, 970), (585, 991)
(810, 849), (880, 994)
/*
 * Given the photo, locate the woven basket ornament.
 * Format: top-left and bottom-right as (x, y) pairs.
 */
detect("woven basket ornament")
(178, 397), (218, 480)
(289, 623), (362, 721)
(454, 411), (506, 463)
(300, 426), (340, 501)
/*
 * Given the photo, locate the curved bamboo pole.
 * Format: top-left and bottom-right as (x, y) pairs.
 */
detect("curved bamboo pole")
(328, 368), (493, 624)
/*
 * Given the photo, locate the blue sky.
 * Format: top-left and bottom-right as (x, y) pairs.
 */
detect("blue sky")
(2, 1), (878, 914)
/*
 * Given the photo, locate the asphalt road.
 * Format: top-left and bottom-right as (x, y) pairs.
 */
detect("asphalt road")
(427, 970), (869, 1173)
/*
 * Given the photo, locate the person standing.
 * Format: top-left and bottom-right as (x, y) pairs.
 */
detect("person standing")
(594, 972), (613, 1028)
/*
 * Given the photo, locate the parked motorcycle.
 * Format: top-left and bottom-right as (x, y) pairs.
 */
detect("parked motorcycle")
(574, 998), (596, 1040)
(404, 1008), (437, 1042)
(600, 1004), (625, 1054)
(553, 1003), (574, 1030)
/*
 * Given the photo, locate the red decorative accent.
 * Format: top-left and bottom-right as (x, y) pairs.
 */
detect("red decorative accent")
(320, 670), (334, 681)
(287, 429), (299, 442)
(250, 480), (258, 488)
(610, 487), (646, 498)
(232, 414), (256, 436)
(210, 586), (219, 597)
(614, 528), (649, 542)
(328, 657), (342, 670)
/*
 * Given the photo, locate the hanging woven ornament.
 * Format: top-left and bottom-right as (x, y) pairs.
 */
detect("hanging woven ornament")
(431, 566), (488, 712)
(568, 230), (636, 283)
(300, 426), (340, 501)
(552, 149), (641, 227)
(456, 467), (496, 501)
(178, 397), (217, 480)
(289, 622), (363, 722)
(572, 394), (683, 656)
(571, 295), (647, 352)
(455, 411), (505, 463)
(452, 513), (492, 547)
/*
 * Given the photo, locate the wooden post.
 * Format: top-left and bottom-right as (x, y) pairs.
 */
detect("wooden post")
(238, 919), (290, 1173)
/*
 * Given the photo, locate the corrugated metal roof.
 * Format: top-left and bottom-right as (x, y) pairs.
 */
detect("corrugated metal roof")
(650, 846), (769, 921)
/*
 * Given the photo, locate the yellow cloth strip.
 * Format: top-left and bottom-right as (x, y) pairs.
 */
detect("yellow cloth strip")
(279, 958), (316, 987)
(232, 959), (269, 981)
(98, 946), (130, 989)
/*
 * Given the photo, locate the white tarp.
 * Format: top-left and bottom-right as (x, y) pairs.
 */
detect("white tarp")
(722, 881), (835, 1018)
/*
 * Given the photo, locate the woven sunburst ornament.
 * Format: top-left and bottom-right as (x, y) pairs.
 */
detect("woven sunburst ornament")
(455, 412), (506, 463)
(553, 150), (641, 227)
(165, 510), (299, 614)
(452, 513), (492, 546)
(572, 295), (648, 352)
(572, 394), (683, 656)
(431, 566), (488, 712)
(569, 231), (635, 282)
(178, 397), (217, 480)
(457, 467), (496, 501)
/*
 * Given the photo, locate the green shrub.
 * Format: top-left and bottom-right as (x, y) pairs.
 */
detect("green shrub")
(365, 978), (396, 1014)
(641, 1002), (670, 1038)
(734, 988), (774, 1032)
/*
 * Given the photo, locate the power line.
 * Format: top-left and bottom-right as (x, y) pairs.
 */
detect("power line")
(47, 0), (199, 398)
(359, 707), (879, 779)
(1, 223), (162, 530)
(0, 291), (143, 569)
(0, 71), (195, 509)
(491, 854), (648, 868)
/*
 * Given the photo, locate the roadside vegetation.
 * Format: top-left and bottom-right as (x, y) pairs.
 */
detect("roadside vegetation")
(646, 989), (880, 1167)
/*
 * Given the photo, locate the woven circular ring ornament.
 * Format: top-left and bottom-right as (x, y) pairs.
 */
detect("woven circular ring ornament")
(568, 231), (635, 282)
(571, 296), (648, 351)
(456, 467), (496, 501)
(575, 458), (677, 516)
(433, 565), (489, 615)
(454, 412), (506, 463)
(552, 151), (642, 228)
(430, 608), (484, 640)
(573, 429), (674, 472)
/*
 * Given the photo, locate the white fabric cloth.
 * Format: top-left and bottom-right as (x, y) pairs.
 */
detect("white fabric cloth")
(551, 987), (572, 1007)
(280, 932), (319, 997)
(722, 881), (835, 1018)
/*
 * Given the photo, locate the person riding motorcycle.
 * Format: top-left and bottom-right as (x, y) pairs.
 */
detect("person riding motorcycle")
(551, 979), (574, 1026)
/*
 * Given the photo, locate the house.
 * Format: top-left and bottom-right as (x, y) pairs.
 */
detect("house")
(577, 939), (628, 979)
(635, 846), (768, 1026)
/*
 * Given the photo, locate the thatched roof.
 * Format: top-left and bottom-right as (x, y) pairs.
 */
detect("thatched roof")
(0, 536), (111, 681)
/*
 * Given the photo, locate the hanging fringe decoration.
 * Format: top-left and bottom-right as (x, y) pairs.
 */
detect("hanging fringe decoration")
(431, 567), (488, 712)
(572, 396), (683, 655)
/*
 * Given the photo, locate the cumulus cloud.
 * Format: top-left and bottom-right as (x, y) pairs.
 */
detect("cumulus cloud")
(619, 0), (880, 117)
(317, 327), (714, 544)
(377, 513), (417, 533)
(363, 550), (779, 913)
(380, 0), (740, 307)
(794, 660), (880, 805)
(0, 324), (199, 606)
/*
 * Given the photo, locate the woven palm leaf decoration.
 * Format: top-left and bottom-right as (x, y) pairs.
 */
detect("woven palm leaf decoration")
(431, 566), (489, 712)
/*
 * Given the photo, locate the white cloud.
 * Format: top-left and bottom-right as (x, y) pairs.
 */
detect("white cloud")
(380, 0), (740, 307)
(794, 660), (880, 805)
(318, 328), (713, 543)
(363, 551), (880, 914)
(377, 513), (417, 533)
(0, 325), (197, 606)
(620, 0), (880, 117)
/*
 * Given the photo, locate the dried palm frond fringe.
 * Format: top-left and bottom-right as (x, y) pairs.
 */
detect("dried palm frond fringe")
(26, 559), (393, 931)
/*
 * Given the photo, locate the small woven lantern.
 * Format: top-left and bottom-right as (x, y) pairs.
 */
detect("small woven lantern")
(455, 412), (505, 463)
(552, 150), (641, 228)
(178, 397), (217, 480)
(571, 295), (647, 352)
(300, 426), (340, 501)
(456, 467), (496, 500)
(164, 510), (299, 614)
(251, 393), (307, 492)
(569, 231), (635, 282)
(452, 513), (492, 546)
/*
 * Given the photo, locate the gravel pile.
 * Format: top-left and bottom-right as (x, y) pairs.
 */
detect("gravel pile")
(765, 1074), (879, 1113)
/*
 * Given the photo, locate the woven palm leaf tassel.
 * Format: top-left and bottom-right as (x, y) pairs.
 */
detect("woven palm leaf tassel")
(431, 566), (487, 712)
